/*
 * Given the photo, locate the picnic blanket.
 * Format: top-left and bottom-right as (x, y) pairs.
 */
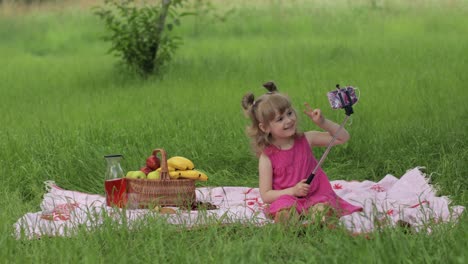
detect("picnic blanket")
(14, 167), (465, 239)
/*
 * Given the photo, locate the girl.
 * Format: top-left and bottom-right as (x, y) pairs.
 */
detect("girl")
(241, 82), (362, 224)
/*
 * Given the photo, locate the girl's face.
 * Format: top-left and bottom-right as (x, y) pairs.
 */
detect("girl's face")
(268, 108), (297, 139)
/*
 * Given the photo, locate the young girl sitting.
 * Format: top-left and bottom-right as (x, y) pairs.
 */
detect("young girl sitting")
(241, 82), (362, 224)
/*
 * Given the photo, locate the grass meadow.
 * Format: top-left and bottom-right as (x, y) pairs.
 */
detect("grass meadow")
(1, 0), (467, 263)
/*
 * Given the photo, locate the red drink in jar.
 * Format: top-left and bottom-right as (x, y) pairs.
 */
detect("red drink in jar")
(105, 178), (127, 207)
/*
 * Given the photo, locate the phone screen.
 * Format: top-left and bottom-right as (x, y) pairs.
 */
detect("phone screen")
(327, 87), (358, 109)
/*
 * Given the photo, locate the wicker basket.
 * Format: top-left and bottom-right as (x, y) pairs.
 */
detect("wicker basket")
(126, 148), (196, 208)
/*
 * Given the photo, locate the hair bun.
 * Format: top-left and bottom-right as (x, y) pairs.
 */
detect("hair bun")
(241, 93), (255, 110)
(263, 81), (278, 93)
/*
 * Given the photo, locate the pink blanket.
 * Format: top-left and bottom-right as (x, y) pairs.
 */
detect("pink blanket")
(14, 167), (464, 239)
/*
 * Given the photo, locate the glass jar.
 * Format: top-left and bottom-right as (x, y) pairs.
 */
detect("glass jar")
(104, 154), (125, 180)
(104, 154), (127, 207)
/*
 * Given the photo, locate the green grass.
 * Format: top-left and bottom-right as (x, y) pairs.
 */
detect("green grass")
(1, 1), (467, 263)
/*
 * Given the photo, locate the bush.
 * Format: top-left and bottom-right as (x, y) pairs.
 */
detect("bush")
(94, 0), (189, 76)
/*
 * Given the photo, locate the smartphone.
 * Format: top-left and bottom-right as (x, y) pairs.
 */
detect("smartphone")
(327, 86), (358, 109)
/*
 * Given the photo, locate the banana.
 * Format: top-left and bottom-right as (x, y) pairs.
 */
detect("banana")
(169, 171), (180, 179)
(167, 156), (195, 170)
(172, 169), (208, 181)
(156, 166), (175, 172)
(155, 166), (178, 179)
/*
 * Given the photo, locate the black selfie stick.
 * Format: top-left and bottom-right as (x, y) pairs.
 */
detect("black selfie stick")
(305, 84), (355, 184)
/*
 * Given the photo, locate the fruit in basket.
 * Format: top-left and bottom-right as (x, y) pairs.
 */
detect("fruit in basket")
(146, 155), (161, 170)
(147, 170), (161, 180)
(167, 156), (195, 170)
(156, 166), (176, 172)
(126, 171), (137, 178)
(154, 166), (178, 179)
(168, 171), (180, 179)
(133, 171), (147, 179)
(173, 169), (208, 181)
(140, 166), (152, 175)
(126, 171), (146, 179)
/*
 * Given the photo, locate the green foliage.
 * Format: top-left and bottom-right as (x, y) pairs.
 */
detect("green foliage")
(184, 0), (236, 36)
(93, 0), (188, 76)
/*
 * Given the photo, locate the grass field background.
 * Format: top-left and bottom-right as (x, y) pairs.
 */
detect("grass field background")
(1, 0), (467, 262)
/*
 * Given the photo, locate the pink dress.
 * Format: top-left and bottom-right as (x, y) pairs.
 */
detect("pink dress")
(263, 135), (362, 217)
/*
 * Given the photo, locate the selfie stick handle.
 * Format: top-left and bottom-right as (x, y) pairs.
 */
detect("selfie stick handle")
(306, 84), (355, 184)
(305, 115), (351, 184)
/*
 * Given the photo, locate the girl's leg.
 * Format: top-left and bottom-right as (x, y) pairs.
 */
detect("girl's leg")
(273, 207), (300, 225)
(266, 195), (300, 224)
(303, 202), (337, 227)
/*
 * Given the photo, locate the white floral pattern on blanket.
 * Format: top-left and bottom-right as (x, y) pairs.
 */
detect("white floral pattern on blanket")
(14, 167), (464, 239)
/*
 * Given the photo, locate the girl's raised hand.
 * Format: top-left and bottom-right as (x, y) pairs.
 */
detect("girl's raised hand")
(304, 103), (325, 126)
(292, 179), (310, 197)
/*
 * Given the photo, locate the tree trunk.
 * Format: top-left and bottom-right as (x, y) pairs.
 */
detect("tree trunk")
(149, 0), (172, 73)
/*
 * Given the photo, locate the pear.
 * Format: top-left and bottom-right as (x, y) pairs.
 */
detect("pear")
(147, 170), (161, 180)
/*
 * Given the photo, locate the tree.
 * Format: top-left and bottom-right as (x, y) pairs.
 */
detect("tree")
(94, 0), (189, 76)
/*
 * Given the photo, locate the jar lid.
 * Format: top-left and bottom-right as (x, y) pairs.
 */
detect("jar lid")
(104, 154), (123, 158)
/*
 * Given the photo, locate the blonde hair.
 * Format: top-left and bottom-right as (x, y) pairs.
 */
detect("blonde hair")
(241, 82), (301, 156)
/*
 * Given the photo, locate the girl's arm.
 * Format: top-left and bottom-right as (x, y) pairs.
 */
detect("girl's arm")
(259, 153), (309, 204)
(303, 103), (350, 147)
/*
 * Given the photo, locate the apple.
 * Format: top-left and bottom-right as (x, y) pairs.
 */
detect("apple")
(147, 170), (161, 180)
(133, 171), (146, 179)
(126, 171), (137, 179)
(146, 155), (161, 170)
(140, 166), (152, 175)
